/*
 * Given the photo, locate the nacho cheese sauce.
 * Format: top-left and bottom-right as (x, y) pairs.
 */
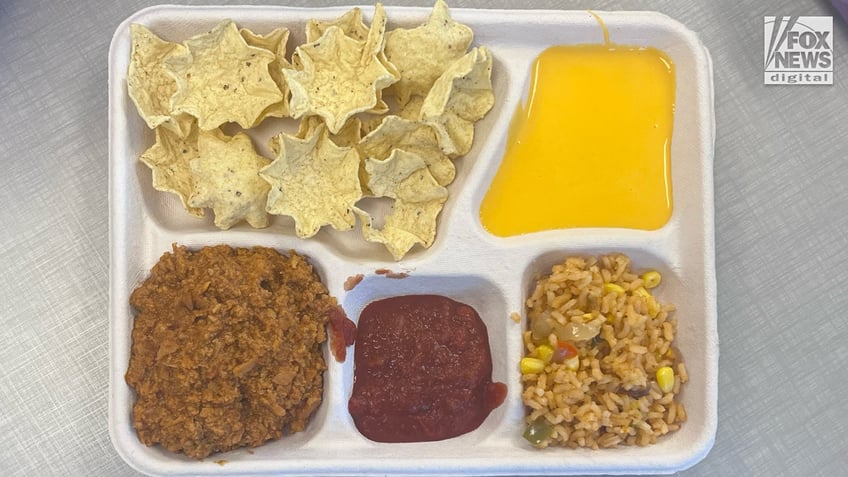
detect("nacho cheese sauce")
(479, 44), (675, 236)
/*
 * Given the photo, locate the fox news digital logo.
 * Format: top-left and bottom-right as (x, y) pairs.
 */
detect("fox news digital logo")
(764, 16), (832, 85)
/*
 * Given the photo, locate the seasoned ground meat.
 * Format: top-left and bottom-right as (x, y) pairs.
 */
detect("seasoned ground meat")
(126, 245), (336, 459)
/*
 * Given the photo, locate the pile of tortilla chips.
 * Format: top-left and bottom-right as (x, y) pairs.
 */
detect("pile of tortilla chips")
(128, 0), (494, 260)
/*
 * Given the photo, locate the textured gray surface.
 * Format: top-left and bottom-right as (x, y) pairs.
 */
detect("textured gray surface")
(1, 0), (847, 475)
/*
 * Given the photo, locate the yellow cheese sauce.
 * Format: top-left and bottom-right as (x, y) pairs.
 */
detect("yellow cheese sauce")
(479, 42), (675, 236)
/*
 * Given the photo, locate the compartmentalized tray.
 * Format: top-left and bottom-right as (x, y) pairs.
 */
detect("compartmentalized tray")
(108, 5), (716, 476)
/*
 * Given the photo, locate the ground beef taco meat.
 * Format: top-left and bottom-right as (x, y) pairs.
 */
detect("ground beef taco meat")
(125, 244), (335, 459)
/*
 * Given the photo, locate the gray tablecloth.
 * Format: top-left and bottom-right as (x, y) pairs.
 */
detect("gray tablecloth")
(2, 0), (846, 475)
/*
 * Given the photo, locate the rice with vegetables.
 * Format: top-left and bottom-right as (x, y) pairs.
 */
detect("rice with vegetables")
(520, 254), (687, 449)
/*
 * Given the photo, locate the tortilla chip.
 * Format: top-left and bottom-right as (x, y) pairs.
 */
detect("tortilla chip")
(359, 115), (455, 186)
(127, 10), (492, 253)
(139, 120), (204, 217)
(384, 0), (473, 106)
(420, 46), (494, 156)
(363, 6), (400, 115)
(328, 117), (363, 148)
(363, 148), (427, 198)
(127, 24), (190, 134)
(294, 116), (324, 140)
(284, 5), (398, 134)
(358, 199), (445, 260)
(297, 115), (362, 148)
(365, 149), (448, 203)
(358, 113), (387, 137)
(188, 130), (271, 229)
(304, 6), (397, 116)
(166, 20), (284, 130)
(269, 116), (363, 156)
(397, 95), (425, 121)
(358, 149), (448, 260)
(240, 26), (292, 123)
(260, 124), (362, 238)
(305, 7), (370, 43)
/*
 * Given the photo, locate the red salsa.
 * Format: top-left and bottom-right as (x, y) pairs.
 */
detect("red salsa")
(328, 305), (356, 362)
(348, 295), (506, 442)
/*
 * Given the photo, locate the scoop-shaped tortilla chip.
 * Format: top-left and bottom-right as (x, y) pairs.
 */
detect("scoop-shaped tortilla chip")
(358, 199), (446, 260)
(397, 95), (425, 121)
(420, 46), (494, 157)
(351, 4), (400, 114)
(365, 149), (448, 204)
(139, 120), (204, 217)
(127, 24), (190, 134)
(384, 0), (473, 107)
(358, 112), (387, 137)
(357, 149), (448, 260)
(240, 26), (292, 123)
(166, 20), (284, 130)
(303, 5), (398, 115)
(359, 115), (455, 187)
(284, 4), (398, 134)
(305, 7), (370, 43)
(188, 130), (271, 229)
(260, 124), (362, 238)
(269, 116), (362, 157)
(363, 148), (428, 198)
(297, 115), (362, 148)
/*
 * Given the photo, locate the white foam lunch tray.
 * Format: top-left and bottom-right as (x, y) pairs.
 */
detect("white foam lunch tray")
(109, 4), (717, 476)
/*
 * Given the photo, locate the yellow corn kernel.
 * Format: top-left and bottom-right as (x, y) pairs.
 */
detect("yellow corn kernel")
(634, 287), (651, 298)
(564, 356), (580, 371)
(647, 296), (660, 317)
(642, 271), (662, 289)
(521, 357), (546, 374)
(603, 283), (626, 294)
(656, 366), (675, 393)
(536, 345), (554, 364)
